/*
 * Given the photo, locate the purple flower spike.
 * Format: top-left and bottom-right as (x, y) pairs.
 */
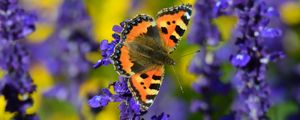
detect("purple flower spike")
(188, 0), (232, 119)
(230, 53), (251, 67)
(188, 0), (222, 46)
(229, 0), (284, 119)
(26, 0), (99, 118)
(0, 0), (38, 119)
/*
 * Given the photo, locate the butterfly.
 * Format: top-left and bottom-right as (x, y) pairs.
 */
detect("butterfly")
(110, 4), (192, 111)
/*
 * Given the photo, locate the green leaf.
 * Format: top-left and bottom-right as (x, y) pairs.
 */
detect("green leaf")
(268, 101), (298, 120)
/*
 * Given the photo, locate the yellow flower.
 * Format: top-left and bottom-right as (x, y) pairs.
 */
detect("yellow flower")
(280, 1), (300, 25)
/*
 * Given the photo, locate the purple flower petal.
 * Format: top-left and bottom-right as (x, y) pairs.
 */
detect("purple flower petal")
(112, 33), (120, 40)
(260, 28), (282, 38)
(93, 60), (103, 68)
(129, 98), (140, 114)
(230, 53), (251, 67)
(100, 40), (109, 51)
(112, 25), (123, 33)
(88, 96), (102, 108)
(266, 7), (279, 17)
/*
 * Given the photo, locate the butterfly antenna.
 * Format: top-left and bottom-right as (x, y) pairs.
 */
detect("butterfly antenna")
(171, 65), (184, 94)
(179, 49), (200, 59)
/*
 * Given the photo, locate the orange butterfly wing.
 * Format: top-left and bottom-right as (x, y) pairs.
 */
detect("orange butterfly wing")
(127, 66), (164, 111)
(111, 15), (157, 76)
(156, 4), (192, 53)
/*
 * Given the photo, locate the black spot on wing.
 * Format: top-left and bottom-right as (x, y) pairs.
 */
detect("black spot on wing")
(149, 84), (160, 90)
(152, 75), (162, 80)
(146, 95), (156, 100)
(161, 27), (168, 34)
(169, 35), (178, 43)
(175, 25), (185, 36)
(140, 73), (149, 79)
(167, 21), (171, 25)
(181, 15), (189, 25)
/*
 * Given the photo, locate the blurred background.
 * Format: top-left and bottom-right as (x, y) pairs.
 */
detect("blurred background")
(0, 0), (300, 120)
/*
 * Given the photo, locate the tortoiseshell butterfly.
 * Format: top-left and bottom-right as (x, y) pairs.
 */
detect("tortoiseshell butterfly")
(110, 4), (192, 111)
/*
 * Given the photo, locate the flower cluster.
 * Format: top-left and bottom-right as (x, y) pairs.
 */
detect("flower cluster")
(188, 0), (231, 119)
(29, 0), (97, 117)
(32, 0), (97, 77)
(225, 0), (284, 119)
(188, 0), (221, 46)
(89, 77), (144, 119)
(0, 0), (38, 119)
(89, 76), (171, 120)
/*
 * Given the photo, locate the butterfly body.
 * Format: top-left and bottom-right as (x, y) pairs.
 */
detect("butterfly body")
(126, 31), (175, 66)
(110, 4), (192, 111)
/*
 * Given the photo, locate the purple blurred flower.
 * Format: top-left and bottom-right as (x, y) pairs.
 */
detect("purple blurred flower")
(43, 84), (68, 100)
(0, 0), (38, 119)
(189, 49), (231, 119)
(213, 0), (232, 17)
(188, 0), (221, 46)
(28, 0), (97, 118)
(230, 53), (251, 67)
(229, 0), (283, 119)
(191, 100), (209, 113)
(188, 0), (232, 119)
(32, 0), (97, 77)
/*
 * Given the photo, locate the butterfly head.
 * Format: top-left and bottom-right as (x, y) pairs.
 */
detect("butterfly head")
(166, 57), (176, 65)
